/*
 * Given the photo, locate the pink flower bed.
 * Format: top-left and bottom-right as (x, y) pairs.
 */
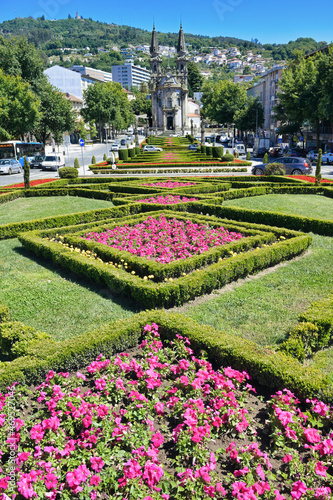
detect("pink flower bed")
(135, 195), (199, 205)
(142, 181), (196, 188)
(1, 324), (332, 499)
(81, 216), (244, 263)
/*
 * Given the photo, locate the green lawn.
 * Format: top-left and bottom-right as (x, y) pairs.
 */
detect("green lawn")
(0, 238), (137, 341)
(223, 194), (333, 220)
(179, 234), (333, 348)
(0, 196), (114, 225)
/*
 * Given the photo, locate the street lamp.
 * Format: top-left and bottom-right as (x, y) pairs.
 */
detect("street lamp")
(104, 125), (109, 157)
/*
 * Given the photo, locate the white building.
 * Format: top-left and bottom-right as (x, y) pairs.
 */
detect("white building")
(44, 65), (84, 99)
(71, 65), (113, 83)
(111, 63), (150, 88)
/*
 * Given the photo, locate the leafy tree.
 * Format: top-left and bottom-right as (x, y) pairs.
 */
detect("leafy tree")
(131, 93), (152, 118)
(201, 80), (247, 125)
(187, 61), (204, 97)
(0, 70), (39, 140)
(278, 51), (325, 148)
(234, 97), (264, 134)
(74, 158), (80, 168)
(32, 79), (75, 144)
(83, 82), (134, 137)
(242, 65), (252, 75)
(0, 36), (45, 90)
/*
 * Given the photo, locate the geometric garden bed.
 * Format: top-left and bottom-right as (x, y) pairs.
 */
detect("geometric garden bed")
(19, 211), (311, 309)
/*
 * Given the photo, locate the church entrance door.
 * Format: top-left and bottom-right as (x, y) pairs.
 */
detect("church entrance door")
(167, 116), (174, 130)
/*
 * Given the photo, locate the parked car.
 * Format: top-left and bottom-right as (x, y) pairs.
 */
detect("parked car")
(269, 147), (284, 158)
(252, 157), (312, 176)
(255, 147), (270, 158)
(0, 158), (22, 175)
(322, 152), (333, 164)
(30, 155), (45, 168)
(41, 155), (65, 172)
(120, 139), (127, 146)
(306, 150), (319, 162)
(188, 144), (199, 150)
(110, 143), (120, 151)
(143, 145), (163, 152)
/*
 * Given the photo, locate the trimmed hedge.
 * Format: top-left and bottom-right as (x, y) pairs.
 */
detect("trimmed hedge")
(192, 201), (333, 236)
(0, 311), (331, 402)
(118, 149), (128, 161)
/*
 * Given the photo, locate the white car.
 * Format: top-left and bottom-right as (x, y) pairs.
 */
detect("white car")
(110, 143), (120, 151)
(322, 152), (333, 164)
(0, 158), (22, 175)
(143, 145), (163, 152)
(41, 155), (65, 172)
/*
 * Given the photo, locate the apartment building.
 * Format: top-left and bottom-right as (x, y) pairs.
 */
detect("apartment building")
(111, 63), (150, 88)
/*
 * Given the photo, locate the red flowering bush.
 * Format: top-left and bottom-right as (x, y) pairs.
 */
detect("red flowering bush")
(134, 195), (199, 205)
(3, 179), (56, 189)
(286, 176), (333, 184)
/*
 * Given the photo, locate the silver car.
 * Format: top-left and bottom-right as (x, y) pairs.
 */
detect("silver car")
(252, 157), (312, 176)
(0, 158), (22, 175)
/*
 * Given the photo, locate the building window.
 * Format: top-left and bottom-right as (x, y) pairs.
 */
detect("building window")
(167, 97), (172, 108)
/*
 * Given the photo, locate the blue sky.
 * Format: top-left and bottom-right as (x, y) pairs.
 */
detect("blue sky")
(1, 0), (332, 45)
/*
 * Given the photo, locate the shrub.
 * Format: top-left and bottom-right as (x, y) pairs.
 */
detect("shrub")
(23, 157), (30, 189)
(103, 153), (107, 161)
(264, 162), (286, 176)
(0, 321), (51, 359)
(128, 148), (135, 158)
(221, 153), (234, 162)
(201, 145), (207, 154)
(119, 149), (129, 161)
(212, 147), (222, 158)
(263, 153), (269, 164)
(91, 155), (96, 164)
(206, 147), (212, 156)
(59, 167), (79, 179)
(246, 151), (251, 161)
(74, 157), (80, 169)
(0, 303), (10, 323)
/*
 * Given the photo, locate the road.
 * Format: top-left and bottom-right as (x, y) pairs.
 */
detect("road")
(1, 143), (333, 187)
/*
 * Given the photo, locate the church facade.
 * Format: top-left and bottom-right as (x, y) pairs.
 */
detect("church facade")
(149, 25), (189, 133)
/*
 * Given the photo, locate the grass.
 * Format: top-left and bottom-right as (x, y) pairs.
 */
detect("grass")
(0, 196), (114, 225)
(0, 238), (137, 341)
(178, 235), (333, 348)
(223, 194), (333, 220)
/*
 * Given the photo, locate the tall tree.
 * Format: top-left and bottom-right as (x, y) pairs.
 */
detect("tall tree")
(187, 61), (204, 98)
(0, 36), (45, 90)
(0, 70), (39, 140)
(32, 79), (75, 144)
(278, 51), (325, 148)
(234, 97), (264, 134)
(83, 82), (134, 137)
(201, 80), (247, 125)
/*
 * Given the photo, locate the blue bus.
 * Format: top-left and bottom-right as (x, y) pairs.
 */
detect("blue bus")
(0, 141), (45, 166)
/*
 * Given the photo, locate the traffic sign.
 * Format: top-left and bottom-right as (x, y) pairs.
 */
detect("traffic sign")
(79, 138), (85, 147)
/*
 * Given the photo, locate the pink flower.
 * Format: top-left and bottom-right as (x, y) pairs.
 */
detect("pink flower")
(142, 461), (164, 487)
(315, 487), (331, 499)
(90, 475), (101, 486)
(315, 461), (327, 477)
(234, 466), (250, 477)
(282, 454), (293, 463)
(151, 431), (164, 448)
(154, 402), (164, 415)
(274, 491), (286, 500)
(90, 456), (105, 472)
(45, 473), (58, 490)
(291, 481), (308, 499)
(30, 424), (44, 443)
(304, 427), (321, 443)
